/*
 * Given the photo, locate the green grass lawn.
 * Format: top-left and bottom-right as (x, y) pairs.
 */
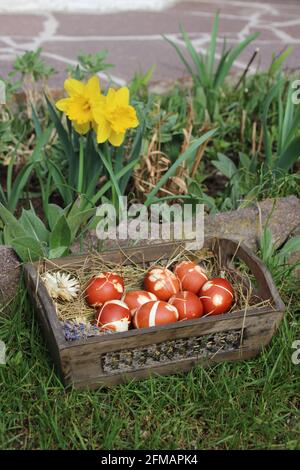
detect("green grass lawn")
(0, 272), (299, 450)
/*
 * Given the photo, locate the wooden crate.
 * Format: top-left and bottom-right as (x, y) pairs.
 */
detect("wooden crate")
(24, 238), (285, 389)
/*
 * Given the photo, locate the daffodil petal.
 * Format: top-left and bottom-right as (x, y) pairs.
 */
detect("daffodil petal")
(66, 98), (92, 124)
(128, 106), (139, 128)
(97, 120), (111, 143)
(115, 87), (130, 106)
(110, 105), (139, 134)
(92, 98), (107, 123)
(56, 98), (71, 112)
(109, 130), (125, 147)
(106, 88), (117, 109)
(73, 121), (90, 135)
(86, 75), (101, 102)
(64, 78), (85, 97)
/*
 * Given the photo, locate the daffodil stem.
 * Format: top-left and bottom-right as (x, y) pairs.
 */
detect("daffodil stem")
(77, 137), (84, 194)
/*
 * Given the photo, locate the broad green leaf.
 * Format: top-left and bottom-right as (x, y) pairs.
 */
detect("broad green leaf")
(10, 236), (45, 262)
(68, 208), (96, 240)
(47, 203), (64, 231)
(19, 209), (49, 243)
(0, 203), (27, 238)
(212, 153), (237, 179)
(49, 246), (69, 259)
(49, 214), (71, 251)
(239, 152), (251, 171)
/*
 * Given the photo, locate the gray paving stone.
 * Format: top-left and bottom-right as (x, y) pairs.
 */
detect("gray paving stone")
(0, 1), (299, 86)
(0, 13), (44, 37)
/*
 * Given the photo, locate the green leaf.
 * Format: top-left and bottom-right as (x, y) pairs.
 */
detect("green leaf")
(49, 214), (71, 251)
(19, 209), (49, 243)
(260, 227), (274, 262)
(31, 103), (42, 137)
(0, 203), (27, 238)
(29, 125), (53, 163)
(100, 150), (123, 200)
(280, 236), (300, 258)
(276, 136), (300, 171)
(214, 32), (259, 89)
(47, 159), (73, 205)
(269, 46), (293, 76)
(45, 95), (76, 185)
(283, 99), (300, 149)
(239, 152), (251, 171)
(67, 200), (96, 240)
(47, 204), (64, 231)
(212, 153), (237, 179)
(68, 208), (96, 236)
(180, 25), (208, 87)
(10, 236), (45, 262)
(49, 246), (69, 259)
(7, 163), (34, 213)
(83, 131), (102, 193)
(261, 79), (284, 168)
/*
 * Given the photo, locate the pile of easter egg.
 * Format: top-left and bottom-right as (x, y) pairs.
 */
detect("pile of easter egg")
(85, 261), (234, 333)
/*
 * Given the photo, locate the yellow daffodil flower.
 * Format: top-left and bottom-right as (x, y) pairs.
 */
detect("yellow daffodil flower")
(56, 75), (104, 134)
(95, 87), (139, 146)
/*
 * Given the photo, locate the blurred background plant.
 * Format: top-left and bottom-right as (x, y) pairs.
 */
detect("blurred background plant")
(66, 50), (114, 81)
(164, 13), (259, 123)
(9, 48), (56, 116)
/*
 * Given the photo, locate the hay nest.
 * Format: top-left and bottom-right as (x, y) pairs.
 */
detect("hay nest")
(38, 245), (274, 331)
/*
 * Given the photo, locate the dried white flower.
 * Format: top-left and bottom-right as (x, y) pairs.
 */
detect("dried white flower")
(41, 271), (80, 302)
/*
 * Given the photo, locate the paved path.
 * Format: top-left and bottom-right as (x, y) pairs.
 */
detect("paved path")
(0, 0), (300, 88)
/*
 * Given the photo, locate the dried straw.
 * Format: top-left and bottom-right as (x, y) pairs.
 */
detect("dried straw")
(38, 245), (274, 325)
